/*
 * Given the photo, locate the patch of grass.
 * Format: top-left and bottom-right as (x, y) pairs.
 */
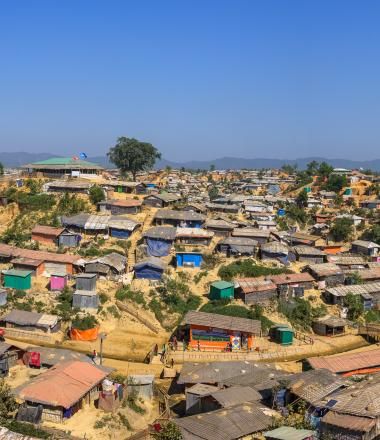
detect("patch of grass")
(115, 287), (146, 306)
(107, 305), (121, 319)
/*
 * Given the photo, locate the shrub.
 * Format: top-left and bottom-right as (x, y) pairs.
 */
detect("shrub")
(71, 314), (98, 330)
(218, 259), (292, 281)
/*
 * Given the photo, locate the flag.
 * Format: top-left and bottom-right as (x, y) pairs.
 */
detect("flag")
(72, 156), (79, 160)
(79, 152), (88, 159)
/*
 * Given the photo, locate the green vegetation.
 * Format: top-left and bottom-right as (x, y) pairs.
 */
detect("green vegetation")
(295, 188), (308, 208)
(71, 314), (98, 330)
(115, 287), (146, 306)
(208, 185), (219, 200)
(218, 259), (292, 281)
(149, 278), (201, 330)
(194, 271), (208, 284)
(89, 185), (105, 205)
(200, 300), (273, 332)
(153, 422), (183, 440)
(343, 293), (364, 321)
(108, 136), (161, 180)
(330, 217), (354, 242)
(277, 298), (327, 331)
(361, 224), (380, 243)
(324, 174), (347, 193)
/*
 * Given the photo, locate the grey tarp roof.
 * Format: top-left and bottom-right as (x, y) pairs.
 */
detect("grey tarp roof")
(134, 257), (166, 271)
(86, 252), (126, 273)
(143, 226), (177, 240)
(210, 386), (262, 407)
(154, 209), (205, 222)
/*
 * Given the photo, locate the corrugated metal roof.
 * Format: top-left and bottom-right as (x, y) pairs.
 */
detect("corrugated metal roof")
(321, 411), (376, 431)
(325, 282), (380, 298)
(32, 225), (65, 236)
(143, 226), (177, 240)
(183, 311), (261, 335)
(154, 209), (205, 222)
(176, 228), (214, 238)
(308, 263), (343, 277)
(263, 426), (316, 440)
(16, 360), (110, 408)
(308, 348), (380, 374)
(236, 277), (277, 294)
(210, 386), (261, 407)
(175, 401), (272, 440)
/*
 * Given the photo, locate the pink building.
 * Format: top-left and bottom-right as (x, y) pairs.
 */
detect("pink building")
(50, 274), (67, 291)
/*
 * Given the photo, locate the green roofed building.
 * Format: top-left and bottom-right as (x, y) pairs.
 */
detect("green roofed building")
(22, 157), (103, 178)
(209, 280), (235, 300)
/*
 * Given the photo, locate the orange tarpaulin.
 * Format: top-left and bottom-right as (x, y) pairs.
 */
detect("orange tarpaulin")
(342, 367), (380, 377)
(70, 326), (99, 341)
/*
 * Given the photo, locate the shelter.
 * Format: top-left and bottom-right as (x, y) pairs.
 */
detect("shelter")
(232, 228), (270, 244)
(185, 383), (219, 415)
(75, 273), (97, 291)
(306, 347), (380, 375)
(85, 252), (126, 279)
(100, 180), (146, 194)
(204, 219), (235, 237)
(24, 346), (91, 368)
(261, 242), (289, 264)
(2, 269), (32, 290)
(176, 228), (214, 246)
(143, 226), (176, 257)
(153, 209), (205, 227)
(72, 290), (99, 311)
(108, 216), (140, 239)
(175, 401), (272, 440)
(0, 289), (7, 306)
(11, 258), (45, 277)
(0, 342), (25, 376)
(15, 360), (111, 423)
(0, 310), (60, 333)
(323, 283), (380, 307)
(127, 375), (154, 400)
(143, 193), (181, 208)
(22, 157), (103, 177)
(50, 273), (67, 291)
(235, 277), (278, 306)
(209, 281), (234, 300)
(270, 324), (294, 345)
(217, 237), (258, 257)
(293, 245), (326, 264)
(181, 310), (261, 351)
(306, 263), (344, 288)
(351, 240), (380, 258)
(312, 316), (348, 337)
(98, 198), (142, 215)
(0, 243), (80, 275)
(46, 180), (92, 193)
(31, 226), (66, 246)
(58, 231), (80, 248)
(176, 251), (203, 268)
(134, 258), (166, 280)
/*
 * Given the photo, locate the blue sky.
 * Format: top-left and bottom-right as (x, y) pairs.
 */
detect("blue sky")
(0, 1), (379, 161)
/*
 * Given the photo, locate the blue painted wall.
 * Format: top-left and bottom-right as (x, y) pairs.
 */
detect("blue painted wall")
(176, 253), (203, 267)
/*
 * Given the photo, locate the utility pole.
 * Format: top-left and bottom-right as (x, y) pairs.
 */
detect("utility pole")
(99, 332), (107, 365)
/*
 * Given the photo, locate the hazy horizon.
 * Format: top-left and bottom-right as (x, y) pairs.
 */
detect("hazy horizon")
(1, 1), (380, 161)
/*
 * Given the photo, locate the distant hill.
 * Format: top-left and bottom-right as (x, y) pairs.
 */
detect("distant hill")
(1, 152), (379, 171)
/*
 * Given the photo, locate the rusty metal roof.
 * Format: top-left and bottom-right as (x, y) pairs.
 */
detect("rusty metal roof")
(307, 348), (380, 373)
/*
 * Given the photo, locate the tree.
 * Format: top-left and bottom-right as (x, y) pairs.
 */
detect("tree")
(318, 162), (334, 179)
(296, 188), (308, 208)
(330, 217), (354, 242)
(89, 185), (105, 205)
(343, 293), (364, 321)
(208, 185), (219, 200)
(306, 160), (319, 176)
(0, 379), (16, 420)
(281, 164), (297, 174)
(361, 224), (380, 243)
(325, 174), (347, 193)
(0, 162), (4, 176)
(108, 137), (161, 180)
(209, 164), (215, 172)
(153, 422), (183, 440)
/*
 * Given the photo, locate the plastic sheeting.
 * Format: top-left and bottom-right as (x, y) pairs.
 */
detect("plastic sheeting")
(146, 238), (172, 257)
(70, 326), (99, 341)
(135, 266), (163, 280)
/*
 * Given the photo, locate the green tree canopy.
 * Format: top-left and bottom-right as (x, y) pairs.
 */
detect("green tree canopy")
(330, 217), (354, 242)
(324, 174), (347, 193)
(108, 137), (161, 180)
(89, 185), (105, 205)
(296, 188), (308, 208)
(208, 185), (219, 200)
